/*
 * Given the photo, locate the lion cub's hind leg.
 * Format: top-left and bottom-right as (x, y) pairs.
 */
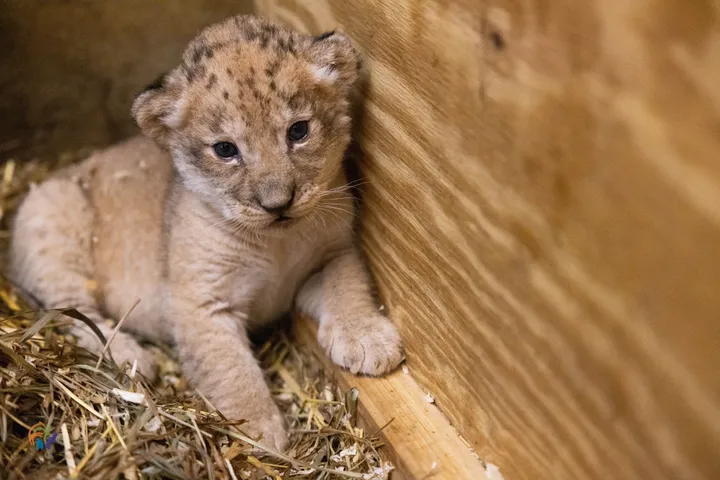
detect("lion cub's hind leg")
(9, 177), (157, 380)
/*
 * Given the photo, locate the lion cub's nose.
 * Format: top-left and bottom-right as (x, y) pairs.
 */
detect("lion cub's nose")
(257, 190), (294, 216)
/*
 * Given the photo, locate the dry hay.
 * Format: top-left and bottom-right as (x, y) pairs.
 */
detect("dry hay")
(0, 153), (393, 479)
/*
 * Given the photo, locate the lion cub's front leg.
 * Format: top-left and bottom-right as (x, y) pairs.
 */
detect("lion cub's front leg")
(169, 295), (287, 451)
(297, 247), (404, 376)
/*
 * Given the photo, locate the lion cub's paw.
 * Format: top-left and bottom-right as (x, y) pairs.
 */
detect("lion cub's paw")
(72, 325), (158, 382)
(319, 315), (404, 376)
(241, 405), (289, 453)
(108, 333), (158, 382)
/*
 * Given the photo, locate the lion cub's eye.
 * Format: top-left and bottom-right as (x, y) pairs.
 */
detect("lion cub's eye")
(212, 141), (239, 159)
(287, 121), (309, 143)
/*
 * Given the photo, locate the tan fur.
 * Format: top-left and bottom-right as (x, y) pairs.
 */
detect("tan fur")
(9, 15), (402, 451)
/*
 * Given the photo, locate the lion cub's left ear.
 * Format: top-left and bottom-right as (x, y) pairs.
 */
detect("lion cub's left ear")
(307, 30), (361, 94)
(131, 70), (187, 147)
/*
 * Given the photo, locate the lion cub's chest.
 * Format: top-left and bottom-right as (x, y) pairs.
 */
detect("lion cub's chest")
(229, 237), (324, 327)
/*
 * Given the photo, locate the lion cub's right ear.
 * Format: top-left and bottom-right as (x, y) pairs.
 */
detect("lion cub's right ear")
(131, 71), (187, 147)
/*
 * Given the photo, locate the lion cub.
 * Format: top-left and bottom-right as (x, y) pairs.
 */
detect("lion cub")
(9, 15), (403, 451)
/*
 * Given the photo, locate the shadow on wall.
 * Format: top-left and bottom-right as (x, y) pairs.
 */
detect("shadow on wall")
(0, 0), (253, 162)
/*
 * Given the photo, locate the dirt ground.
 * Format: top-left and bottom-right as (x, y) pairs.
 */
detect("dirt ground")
(0, 0), (253, 163)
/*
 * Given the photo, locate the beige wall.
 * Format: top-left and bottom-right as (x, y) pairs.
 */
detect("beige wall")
(256, 1), (720, 479)
(0, 0), (253, 162)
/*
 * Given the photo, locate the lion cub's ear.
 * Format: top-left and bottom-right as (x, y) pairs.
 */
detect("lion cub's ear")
(307, 30), (361, 95)
(131, 70), (187, 146)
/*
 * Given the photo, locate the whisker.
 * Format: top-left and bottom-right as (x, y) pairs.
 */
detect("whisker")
(325, 179), (368, 193)
(316, 209), (329, 234)
(319, 203), (357, 218)
(314, 206), (353, 232)
(318, 208), (344, 233)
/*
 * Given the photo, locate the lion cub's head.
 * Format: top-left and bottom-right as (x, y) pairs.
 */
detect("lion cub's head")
(132, 15), (360, 230)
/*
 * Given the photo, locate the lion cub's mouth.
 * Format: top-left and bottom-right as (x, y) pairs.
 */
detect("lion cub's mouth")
(270, 215), (296, 229)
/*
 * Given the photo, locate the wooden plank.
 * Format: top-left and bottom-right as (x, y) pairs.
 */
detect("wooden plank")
(257, 1), (720, 479)
(292, 317), (489, 480)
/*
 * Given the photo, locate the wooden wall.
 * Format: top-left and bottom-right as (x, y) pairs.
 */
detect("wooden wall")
(256, 1), (720, 479)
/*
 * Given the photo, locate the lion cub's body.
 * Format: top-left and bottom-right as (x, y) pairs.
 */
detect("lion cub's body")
(9, 15), (402, 451)
(17, 135), (338, 339)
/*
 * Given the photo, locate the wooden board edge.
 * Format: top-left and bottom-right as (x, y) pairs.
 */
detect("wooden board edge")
(292, 315), (489, 480)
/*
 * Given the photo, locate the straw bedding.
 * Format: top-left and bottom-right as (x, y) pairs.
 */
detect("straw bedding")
(0, 152), (392, 479)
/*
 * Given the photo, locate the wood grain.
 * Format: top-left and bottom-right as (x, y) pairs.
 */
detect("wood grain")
(256, 1), (720, 479)
(293, 317), (488, 480)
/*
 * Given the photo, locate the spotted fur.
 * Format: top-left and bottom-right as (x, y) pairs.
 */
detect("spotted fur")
(9, 15), (402, 452)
